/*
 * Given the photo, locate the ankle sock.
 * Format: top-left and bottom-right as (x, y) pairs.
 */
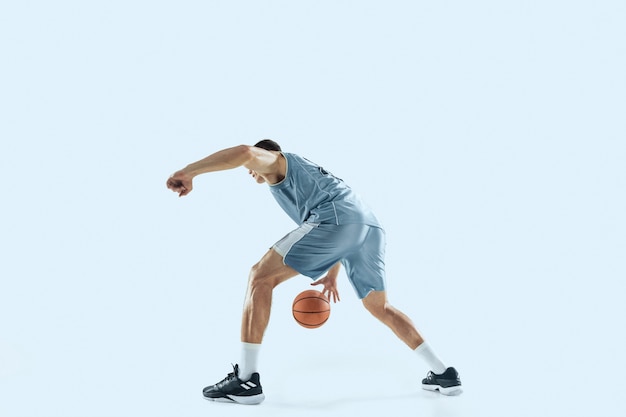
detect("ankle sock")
(239, 342), (261, 380)
(414, 342), (447, 374)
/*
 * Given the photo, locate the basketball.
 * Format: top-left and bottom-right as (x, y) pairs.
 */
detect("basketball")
(292, 290), (331, 329)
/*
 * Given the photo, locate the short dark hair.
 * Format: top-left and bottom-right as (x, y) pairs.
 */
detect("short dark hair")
(254, 139), (282, 151)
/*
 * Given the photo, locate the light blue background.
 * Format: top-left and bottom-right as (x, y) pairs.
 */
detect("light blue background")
(1, 1), (624, 416)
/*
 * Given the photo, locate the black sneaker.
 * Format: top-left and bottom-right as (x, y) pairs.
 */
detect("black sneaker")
(202, 364), (265, 405)
(422, 367), (463, 395)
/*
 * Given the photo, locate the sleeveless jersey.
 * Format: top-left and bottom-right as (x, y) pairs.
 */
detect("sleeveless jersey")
(268, 153), (381, 227)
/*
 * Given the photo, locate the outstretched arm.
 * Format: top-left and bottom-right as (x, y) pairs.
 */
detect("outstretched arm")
(166, 145), (278, 197)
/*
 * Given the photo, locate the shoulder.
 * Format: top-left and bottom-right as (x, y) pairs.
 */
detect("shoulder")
(243, 146), (281, 166)
(283, 152), (317, 167)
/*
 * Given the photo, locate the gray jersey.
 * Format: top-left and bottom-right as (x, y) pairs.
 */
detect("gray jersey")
(269, 153), (381, 227)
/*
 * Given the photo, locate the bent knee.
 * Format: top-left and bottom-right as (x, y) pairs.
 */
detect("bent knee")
(249, 263), (270, 282)
(362, 291), (389, 318)
(248, 263), (282, 290)
(365, 302), (390, 319)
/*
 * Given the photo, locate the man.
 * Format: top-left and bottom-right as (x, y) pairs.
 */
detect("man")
(166, 139), (462, 404)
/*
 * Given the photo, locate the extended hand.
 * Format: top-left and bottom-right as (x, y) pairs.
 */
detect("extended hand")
(311, 274), (340, 303)
(166, 171), (193, 197)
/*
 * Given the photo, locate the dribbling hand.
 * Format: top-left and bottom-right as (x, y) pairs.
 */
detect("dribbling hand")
(311, 274), (340, 303)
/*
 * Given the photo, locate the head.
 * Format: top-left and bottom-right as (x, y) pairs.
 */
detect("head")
(249, 139), (282, 183)
(254, 139), (282, 152)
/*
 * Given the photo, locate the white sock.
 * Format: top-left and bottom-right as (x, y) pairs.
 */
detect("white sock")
(414, 342), (447, 374)
(239, 342), (261, 381)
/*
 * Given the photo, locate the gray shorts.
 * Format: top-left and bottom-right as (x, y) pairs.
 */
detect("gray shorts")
(273, 223), (386, 299)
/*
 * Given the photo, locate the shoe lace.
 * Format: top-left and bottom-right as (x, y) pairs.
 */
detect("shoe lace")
(216, 364), (239, 388)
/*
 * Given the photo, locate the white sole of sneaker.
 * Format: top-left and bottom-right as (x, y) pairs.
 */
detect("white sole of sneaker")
(204, 393), (266, 405)
(422, 384), (463, 396)
(229, 393), (265, 405)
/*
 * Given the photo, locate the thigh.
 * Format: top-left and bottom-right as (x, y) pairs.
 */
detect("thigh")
(342, 226), (387, 299)
(252, 248), (300, 287)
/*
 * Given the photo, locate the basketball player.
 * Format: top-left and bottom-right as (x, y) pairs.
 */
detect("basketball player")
(166, 139), (462, 404)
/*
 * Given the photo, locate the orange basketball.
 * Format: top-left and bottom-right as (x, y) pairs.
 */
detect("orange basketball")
(292, 290), (331, 329)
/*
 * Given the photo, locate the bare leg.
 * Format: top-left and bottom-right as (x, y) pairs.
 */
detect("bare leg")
(241, 249), (299, 344)
(362, 290), (424, 349)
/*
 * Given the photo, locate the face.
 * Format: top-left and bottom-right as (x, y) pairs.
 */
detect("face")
(248, 169), (266, 184)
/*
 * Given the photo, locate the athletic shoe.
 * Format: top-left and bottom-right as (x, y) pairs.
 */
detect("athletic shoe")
(202, 364), (265, 405)
(421, 367), (463, 395)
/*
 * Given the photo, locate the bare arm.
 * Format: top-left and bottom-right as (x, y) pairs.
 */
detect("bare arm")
(166, 145), (279, 197)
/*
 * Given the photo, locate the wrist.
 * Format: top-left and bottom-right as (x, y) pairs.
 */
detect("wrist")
(177, 167), (197, 179)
